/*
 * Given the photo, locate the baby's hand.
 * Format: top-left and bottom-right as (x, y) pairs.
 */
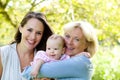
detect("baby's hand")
(77, 52), (91, 58)
(30, 70), (38, 78)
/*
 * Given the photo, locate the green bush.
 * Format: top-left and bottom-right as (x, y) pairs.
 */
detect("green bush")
(92, 46), (120, 80)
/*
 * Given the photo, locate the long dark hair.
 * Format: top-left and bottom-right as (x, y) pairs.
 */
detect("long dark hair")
(12, 11), (53, 51)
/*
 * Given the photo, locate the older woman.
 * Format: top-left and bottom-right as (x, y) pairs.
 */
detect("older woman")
(23, 21), (98, 80)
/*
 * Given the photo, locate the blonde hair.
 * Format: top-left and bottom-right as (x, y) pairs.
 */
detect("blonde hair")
(63, 21), (98, 57)
(47, 34), (66, 47)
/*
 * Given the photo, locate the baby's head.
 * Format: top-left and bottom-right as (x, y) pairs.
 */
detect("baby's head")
(46, 34), (65, 60)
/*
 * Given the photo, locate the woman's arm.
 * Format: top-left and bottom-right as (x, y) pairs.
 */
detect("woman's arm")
(0, 50), (3, 79)
(38, 55), (93, 79)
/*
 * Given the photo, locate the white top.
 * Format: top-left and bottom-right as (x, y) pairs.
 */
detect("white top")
(0, 43), (26, 80)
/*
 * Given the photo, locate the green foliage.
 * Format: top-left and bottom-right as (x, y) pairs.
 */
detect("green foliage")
(92, 46), (120, 80)
(0, 0), (120, 46)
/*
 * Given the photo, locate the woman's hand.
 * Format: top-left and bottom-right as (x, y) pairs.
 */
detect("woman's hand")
(76, 52), (91, 58)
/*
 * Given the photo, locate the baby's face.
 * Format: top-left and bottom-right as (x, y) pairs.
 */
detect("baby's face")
(46, 39), (65, 60)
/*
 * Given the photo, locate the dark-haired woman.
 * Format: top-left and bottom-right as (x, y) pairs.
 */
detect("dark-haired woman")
(0, 11), (53, 80)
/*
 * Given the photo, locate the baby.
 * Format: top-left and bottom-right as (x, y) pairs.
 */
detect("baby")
(22, 34), (70, 80)
(31, 34), (70, 79)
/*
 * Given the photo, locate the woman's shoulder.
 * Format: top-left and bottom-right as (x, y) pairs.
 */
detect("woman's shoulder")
(0, 43), (16, 50)
(0, 43), (17, 56)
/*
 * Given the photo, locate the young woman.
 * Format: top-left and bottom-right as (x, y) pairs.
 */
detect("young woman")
(0, 11), (53, 80)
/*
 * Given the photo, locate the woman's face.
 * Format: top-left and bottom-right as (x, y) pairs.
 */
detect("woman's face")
(64, 27), (87, 56)
(19, 18), (44, 50)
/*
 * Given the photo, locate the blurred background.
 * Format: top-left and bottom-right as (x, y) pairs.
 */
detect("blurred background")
(0, 0), (120, 80)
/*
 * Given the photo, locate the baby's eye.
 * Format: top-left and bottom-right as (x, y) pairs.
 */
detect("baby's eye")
(47, 48), (51, 50)
(54, 48), (58, 50)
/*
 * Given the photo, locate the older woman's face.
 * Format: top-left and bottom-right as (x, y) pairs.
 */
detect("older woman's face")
(64, 27), (87, 56)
